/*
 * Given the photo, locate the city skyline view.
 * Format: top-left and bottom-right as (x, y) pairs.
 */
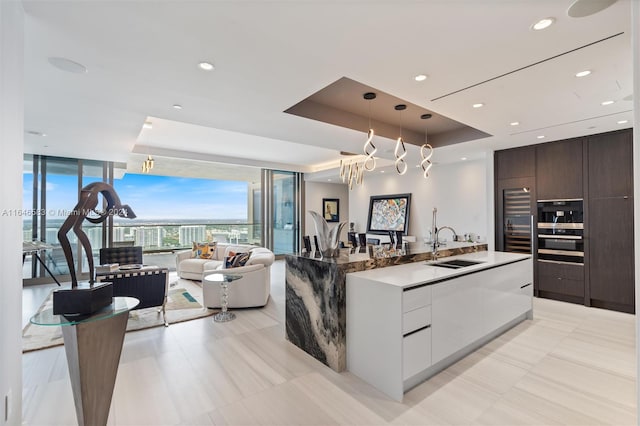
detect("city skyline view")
(22, 172), (250, 222)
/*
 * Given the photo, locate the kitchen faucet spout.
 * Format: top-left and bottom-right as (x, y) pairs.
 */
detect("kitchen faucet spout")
(432, 226), (458, 261)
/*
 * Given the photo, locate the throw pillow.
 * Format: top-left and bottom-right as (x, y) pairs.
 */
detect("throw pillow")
(225, 251), (250, 268)
(192, 242), (217, 259)
(224, 251), (237, 268)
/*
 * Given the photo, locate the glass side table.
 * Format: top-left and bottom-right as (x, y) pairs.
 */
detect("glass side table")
(203, 273), (243, 322)
(30, 296), (139, 426)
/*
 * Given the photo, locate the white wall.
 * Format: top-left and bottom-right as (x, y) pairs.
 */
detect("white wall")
(304, 181), (349, 242)
(0, 1), (24, 424)
(349, 159), (488, 244)
(632, 0), (639, 418)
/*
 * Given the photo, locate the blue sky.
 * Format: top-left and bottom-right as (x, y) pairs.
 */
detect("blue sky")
(23, 172), (249, 221)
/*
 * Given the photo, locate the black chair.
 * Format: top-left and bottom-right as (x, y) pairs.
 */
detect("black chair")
(358, 233), (367, 246)
(347, 232), (357, 247)
(97, 246), (168, 325)
(388, 231), (395, 246)
(99, 246), (143, 265)
(366, 238), (380, 245)
(313, 235), (321, 252)
(303, 236), (312, 253)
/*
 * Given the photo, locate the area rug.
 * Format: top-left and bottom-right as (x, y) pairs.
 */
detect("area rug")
(22, 279), (215, 352)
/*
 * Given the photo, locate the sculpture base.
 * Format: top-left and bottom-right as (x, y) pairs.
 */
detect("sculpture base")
(53, 282), (114, 316)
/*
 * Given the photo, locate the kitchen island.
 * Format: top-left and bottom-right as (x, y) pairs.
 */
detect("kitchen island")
(284, 242), (487, 372)
(347, 251), (533, 400)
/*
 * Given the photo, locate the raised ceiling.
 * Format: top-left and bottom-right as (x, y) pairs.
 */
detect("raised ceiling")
(285, 77), (491, 148)
(22, 1), (634, 177)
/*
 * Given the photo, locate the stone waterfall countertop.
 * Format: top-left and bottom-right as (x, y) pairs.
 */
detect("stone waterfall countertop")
(347, 250), (532, 289)
(290, 241), (488, 273)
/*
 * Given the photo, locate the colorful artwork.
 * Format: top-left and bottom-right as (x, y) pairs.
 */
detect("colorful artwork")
(367, 193), (411, 234)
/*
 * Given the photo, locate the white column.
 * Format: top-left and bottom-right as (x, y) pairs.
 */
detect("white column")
(0, 1), (24, 425)
(633, 0), (640, 419)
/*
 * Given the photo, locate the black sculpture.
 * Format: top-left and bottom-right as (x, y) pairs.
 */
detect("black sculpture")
(58, 182), (136, 288)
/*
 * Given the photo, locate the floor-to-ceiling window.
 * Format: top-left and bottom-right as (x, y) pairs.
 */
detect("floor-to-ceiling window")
(263, 170), (302, 256)
(23, 154), (273, 283)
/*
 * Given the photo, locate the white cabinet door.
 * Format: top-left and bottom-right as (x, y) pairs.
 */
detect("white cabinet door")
(403, 327), (432, 380)
(482, 260), (532, 333)
(431, 273), (483, 364)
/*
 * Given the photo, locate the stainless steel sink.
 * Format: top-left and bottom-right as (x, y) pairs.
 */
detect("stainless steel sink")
(429, 259), (485, 269)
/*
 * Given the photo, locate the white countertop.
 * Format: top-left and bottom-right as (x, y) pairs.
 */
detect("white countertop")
(347, 251), (531, 289)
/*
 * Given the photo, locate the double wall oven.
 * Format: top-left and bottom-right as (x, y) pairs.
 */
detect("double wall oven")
(536, 199), (584, 264)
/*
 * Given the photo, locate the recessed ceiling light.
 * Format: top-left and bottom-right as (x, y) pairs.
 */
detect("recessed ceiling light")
(617, 120), (628, 124)
(472, 103), (484, 108)
(26, 130), (46, 137)
(510, 121), (520, 126)
(537, 135), (545, 139)
(327, 179), (332, 182)
(172, 104), (183, 110)
(575, 70), (591, 77)
(47, 57), (88, 74)
(414, 74), (428, 82)
(143, 121), (153, 129)
(380, 170), (385, 173)
(461, 157), (467, 161)
(531, 17), (555, 31)
(587, 126), (596, 129)
(601, 100), (614, 106)
(198, 62), (214, 71)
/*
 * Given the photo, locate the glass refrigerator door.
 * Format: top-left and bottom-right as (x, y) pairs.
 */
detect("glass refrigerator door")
(503, 188), (532, 253)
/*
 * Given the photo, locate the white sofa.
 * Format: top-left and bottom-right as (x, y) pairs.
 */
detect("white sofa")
(175, 243), (275, 308)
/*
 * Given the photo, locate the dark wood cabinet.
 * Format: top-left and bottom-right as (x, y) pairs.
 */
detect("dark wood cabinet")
(586, 128), (634, 313)
(495, 146), (535, 180)
(536, 137), (583, 200)
(537, 260), (584, 303)
(495, 128), (634, 313)
(588, 196), (634, 313)
(587, 129), (633, 199)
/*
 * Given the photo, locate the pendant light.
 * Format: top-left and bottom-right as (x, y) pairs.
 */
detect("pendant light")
(362, 92), (377, 171)
(141, 155), (154, 173)
(420, 113), (434, 178)
(394, 104), (408, 175)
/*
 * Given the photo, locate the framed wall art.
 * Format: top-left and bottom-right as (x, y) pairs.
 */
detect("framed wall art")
(322, 198), (340, 222)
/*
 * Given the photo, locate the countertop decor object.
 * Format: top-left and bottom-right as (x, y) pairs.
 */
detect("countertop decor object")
(309, 210), (346, 258)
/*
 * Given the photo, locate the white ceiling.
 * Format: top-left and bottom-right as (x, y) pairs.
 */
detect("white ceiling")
(23, 0), (634, 181)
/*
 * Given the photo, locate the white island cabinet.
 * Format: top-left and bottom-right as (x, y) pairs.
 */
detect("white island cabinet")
(346, 251), (532, 401)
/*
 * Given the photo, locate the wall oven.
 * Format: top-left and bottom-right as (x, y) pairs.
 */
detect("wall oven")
(537, 199), (584, 264)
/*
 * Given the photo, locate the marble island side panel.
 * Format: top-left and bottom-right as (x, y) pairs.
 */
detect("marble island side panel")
(285, 255), (346, 371)
(284, 242), (486, 372)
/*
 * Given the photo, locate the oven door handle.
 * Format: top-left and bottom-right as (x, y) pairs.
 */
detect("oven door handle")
(537, 223), (583, 230)
(538, 248), (584, 257)
(538, 234), (582, 240)
(538, 259), (585, 266)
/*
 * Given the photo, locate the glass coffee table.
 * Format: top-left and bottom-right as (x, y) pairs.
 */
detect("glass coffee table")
(203, 273), (243, 322)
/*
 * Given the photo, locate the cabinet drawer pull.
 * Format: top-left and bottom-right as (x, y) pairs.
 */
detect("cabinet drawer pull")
(403, 324), (431, 338)
(520, 283), (532, 289)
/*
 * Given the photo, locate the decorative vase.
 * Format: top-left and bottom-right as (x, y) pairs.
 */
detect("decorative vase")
(309, 210), (346, 257)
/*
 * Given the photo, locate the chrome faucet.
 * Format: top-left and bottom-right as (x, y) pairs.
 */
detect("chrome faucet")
(432, 226), (458, 261)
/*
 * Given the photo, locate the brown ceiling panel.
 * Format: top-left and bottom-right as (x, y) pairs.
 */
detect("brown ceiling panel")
(284, 77), (491, 148)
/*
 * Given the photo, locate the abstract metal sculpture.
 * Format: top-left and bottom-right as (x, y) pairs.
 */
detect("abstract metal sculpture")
(58, 182), (136, 287)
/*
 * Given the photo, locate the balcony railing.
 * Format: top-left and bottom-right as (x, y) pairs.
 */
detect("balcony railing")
(23, 222), (262, 282)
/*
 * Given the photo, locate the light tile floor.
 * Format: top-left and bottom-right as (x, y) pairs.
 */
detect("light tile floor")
(22, 260), (636, 425)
